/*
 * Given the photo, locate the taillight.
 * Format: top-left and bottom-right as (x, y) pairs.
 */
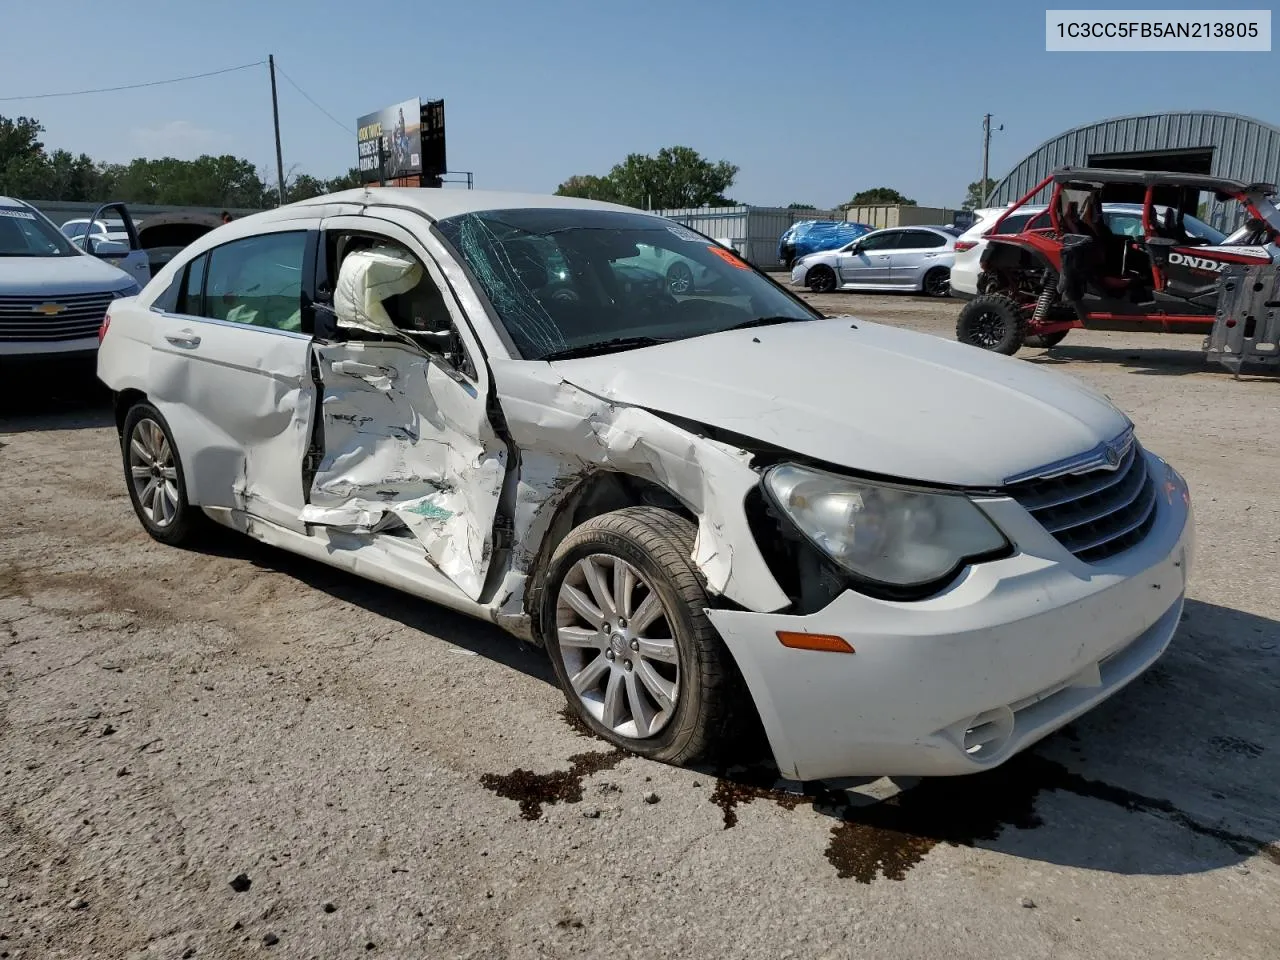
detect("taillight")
(955, 240), (977, 252)
(98, 314), (111, 343)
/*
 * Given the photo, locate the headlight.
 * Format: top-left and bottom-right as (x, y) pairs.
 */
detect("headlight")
(114, 281), (142, 299)
(764, 463), (1009, 591)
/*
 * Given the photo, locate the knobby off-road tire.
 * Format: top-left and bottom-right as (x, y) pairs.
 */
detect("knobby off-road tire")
(542, 506), (746, 767)
(956, 293), (1027, 355)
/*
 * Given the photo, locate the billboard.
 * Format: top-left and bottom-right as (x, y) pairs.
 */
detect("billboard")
(356, 98), (421, 183)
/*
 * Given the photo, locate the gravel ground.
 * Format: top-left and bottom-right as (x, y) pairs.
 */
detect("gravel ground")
(2, 293), (1279, 960)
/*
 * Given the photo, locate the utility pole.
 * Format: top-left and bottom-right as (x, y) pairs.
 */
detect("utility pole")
(269, 55), (285, 206)
(981, 113), (1003, 206)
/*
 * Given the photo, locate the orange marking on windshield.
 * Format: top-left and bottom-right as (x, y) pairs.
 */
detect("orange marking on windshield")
(707, 245), (750, 269)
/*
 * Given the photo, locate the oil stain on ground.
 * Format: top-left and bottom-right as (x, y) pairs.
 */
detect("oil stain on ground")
(481, 709), (623, 819)
(711, 751), (1280, 883)
(480, 748), (624, 820)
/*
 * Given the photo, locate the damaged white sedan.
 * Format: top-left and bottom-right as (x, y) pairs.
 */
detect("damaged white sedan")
(97, 189), (1194, 781)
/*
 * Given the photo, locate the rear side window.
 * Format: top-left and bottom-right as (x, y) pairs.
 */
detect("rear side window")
(993, 214), (1030, 235)
(897, 230), (947, 249)
(202, 232), (308, 332)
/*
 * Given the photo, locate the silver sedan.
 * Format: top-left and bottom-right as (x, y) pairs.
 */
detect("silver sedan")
(789, 225), (959, 297)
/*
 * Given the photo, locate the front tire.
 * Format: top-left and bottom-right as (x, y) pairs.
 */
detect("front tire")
(956, 294), (1026, 355)
(805, 265), (837, 293)
(542, 507), (740, 766)
(121, 402), (200, 545)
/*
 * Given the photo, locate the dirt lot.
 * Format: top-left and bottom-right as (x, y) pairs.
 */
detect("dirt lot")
(2, 294), (1279, 960)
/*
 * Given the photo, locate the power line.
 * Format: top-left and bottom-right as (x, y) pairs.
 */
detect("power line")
(275, 64), (352, 135)
(0, 60), (266, 102)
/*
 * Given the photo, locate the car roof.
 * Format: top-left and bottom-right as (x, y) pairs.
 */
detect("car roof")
(1051, 166), (1273, 195)
(0, 196), (32, 208)
(283, 187), (644, 223)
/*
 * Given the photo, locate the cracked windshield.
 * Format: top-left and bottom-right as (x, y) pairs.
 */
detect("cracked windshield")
(436, 208), (815, 359)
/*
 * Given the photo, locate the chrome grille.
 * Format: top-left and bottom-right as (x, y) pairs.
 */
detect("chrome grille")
(0, 290), (116, 342)
(1007, 437), (1157, 563)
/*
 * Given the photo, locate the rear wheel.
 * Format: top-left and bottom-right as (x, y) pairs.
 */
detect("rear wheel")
(956, 294), (1026, 355)
(121, 402), (201, 545)
(1025, 330), (1069, 349)
(542, 507), (741, 766)
(922, 267), (951, 298)
(806, 265), (837, 293)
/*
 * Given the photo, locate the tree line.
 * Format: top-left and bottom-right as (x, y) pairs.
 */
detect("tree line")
(552, 146), (995, 212)
(0, 114), (361, 208)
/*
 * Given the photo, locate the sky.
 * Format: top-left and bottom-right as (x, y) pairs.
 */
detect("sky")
(2, 1), (1277, 208)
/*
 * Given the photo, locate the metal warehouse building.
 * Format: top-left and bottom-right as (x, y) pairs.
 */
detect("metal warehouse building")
(988, 111), (1280, 231)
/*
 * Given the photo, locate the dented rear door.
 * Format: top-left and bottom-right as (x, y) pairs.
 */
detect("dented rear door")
(303, 214), (508, 602)
(147, 224), (319, 532)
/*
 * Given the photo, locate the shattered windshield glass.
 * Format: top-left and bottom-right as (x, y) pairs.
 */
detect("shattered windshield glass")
(435, 207), (818, 360)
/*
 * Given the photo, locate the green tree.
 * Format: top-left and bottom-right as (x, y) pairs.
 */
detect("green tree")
(555, 174), (620, 202)
(325, 168), (363, 192)
(556, 146), (738, 210)
(844, 186), (915, 208)
(285, 174), (328, 203)
(962, 178), (997, 210)
(608, 146), (738, 209)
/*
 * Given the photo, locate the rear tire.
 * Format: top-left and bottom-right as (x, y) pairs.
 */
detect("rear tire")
(120, 402), (202, 546)
(1025, 330), (1069, 349)
(541, 507), (743, 766)
(956, 294), (1026, 355)
(806, 265), (837, 293)
(922, 267), (951, 298)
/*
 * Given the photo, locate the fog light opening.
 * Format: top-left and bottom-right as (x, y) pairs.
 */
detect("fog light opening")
(962, 706), (1015, 761)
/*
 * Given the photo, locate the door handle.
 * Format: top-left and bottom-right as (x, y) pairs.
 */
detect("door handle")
(164, 331), (201, 348)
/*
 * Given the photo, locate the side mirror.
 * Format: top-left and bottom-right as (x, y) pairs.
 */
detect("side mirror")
(91, 239), (130, 257)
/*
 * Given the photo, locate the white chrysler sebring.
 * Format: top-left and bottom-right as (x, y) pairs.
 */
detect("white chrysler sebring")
(97, 189), (1194, 782)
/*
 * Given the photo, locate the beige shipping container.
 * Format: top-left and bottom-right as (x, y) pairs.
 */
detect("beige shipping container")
(844, 204), (958, 229)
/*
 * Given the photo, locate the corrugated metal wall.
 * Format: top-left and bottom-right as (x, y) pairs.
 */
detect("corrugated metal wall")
(654, 205), (844, 266)
(988, 112), (1280, 229)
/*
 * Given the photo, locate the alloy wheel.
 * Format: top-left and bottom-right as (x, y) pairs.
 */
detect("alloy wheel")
(554, 554), (680, 739)
(128, 418), (180, 528)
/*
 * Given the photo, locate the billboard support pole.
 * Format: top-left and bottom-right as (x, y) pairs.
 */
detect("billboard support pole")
(269, 55), (285, 205)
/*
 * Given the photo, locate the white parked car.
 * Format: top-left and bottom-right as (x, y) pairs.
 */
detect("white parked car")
(789, 225), (959, 297)
(0, 197), (141, 360)
(98, 189), (1194, 781)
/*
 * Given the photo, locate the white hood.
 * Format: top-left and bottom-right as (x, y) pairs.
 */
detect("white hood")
(547, 318), (1129, 488)
(0, 252), (134, 296)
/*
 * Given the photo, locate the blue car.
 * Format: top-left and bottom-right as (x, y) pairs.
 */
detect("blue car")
(778, 220), (874, 268)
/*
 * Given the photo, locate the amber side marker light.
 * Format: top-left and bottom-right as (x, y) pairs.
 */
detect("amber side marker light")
(776, 631), (855, 654)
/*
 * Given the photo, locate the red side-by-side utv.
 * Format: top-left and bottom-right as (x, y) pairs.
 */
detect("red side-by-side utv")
(955, 167), (1280, 355)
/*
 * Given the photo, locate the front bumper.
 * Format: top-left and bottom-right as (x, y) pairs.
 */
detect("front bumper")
(707, 451), (1194, 781)
(789, 263), (808, 286)
(0, 335), (99, 358)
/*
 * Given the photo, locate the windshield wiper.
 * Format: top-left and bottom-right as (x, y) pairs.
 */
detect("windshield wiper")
(720, 315), (813, 332)
(540, 336), (672, 361)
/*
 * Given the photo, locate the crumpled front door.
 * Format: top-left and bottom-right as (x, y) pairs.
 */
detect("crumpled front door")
(302, 340), (506, 602)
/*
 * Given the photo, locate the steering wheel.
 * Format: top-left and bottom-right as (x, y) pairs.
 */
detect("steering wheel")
(551, 287), (580, 302)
